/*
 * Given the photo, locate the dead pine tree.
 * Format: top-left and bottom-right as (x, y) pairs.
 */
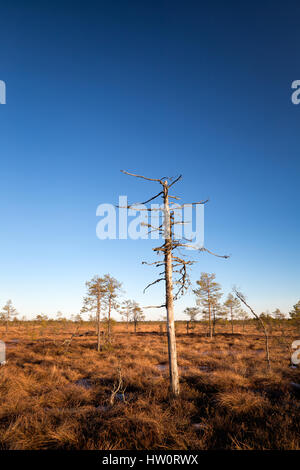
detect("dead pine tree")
(233, 288), (271, 370)
(119, 170), (229, 396)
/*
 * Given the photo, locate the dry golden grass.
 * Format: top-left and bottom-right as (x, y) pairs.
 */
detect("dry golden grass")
(0, 321), (299, 450)
(215, 390), (269, 414)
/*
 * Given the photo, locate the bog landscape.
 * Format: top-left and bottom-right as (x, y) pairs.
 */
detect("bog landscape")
(0, 278), (299, 450)
(0, 172), (299, 451)
(1, 1), (299, 455)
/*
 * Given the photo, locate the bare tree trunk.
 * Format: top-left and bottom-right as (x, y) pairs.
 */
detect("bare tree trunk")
(231, 306), (234, 334)
(120, 170), (228, 397)
(163, 184), (180, 396)
(186, 320), (189, 335)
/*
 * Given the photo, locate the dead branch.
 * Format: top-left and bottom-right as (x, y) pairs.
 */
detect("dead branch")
(142, 261), (165, 267)
(199, 247), (230, 258)
(143, 277), (165, 293)
(116, 204), (161, 211)
(169, 199), (209, 209)
(110, 366), (126, 405)
(143, 304), (166, 309)
(121, 170), (163, 183)
(168, 175), (182, 188)
(174, 244), (229, 258)
(62, 326), (79, 353)
(130, 191), (163, 206)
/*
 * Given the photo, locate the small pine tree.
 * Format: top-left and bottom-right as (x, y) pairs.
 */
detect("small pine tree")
(184, 307), (199, 333)
(130, 301), (145, 333)
(102, 274), (122, 342)
(224, 293), (240, 334)
(82, 276), (106, 352)
(1, 300), (18, 333)
(120, 300), (135, 331)
(194, 273), (222, 338)
(289, 300), (300, 327)
(289, 301), (300, 320)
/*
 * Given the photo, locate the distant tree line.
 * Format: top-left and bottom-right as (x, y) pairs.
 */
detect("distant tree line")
(1, 276), (298, 337)
(184, 272), (300, 336)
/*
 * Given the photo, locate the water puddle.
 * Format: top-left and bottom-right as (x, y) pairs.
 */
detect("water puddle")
(115, 393), (126, 402)
(252, 349), (264, 355)
(6, 339), (20, 348)
(199, 365), (211, 372)
(192, 422), (207, 430)
(96, 405), (109, 412)
(75, 378), (93, 389)
(44, 406), (93, 414)
(290, 382), (300, 391)
(156, 364), (168, 372)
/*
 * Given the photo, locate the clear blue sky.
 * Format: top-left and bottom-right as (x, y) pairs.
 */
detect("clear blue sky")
(0, 1), (299, 319)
